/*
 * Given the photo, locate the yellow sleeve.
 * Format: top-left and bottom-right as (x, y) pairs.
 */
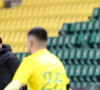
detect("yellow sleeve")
(13, 58), (33, 85)
(66, 76), (70, 85)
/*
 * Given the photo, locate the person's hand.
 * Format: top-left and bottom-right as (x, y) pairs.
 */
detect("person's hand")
(68, 88), (72, 90)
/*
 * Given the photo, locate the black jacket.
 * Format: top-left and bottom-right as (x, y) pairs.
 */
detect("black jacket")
(0, 44), (20, 90)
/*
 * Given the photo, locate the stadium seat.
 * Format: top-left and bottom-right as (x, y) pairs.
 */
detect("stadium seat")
(89, 32), (96, 48)
(64, 35), (71, 48)
(77, 33), (84, 47)
(82, 33), (90, 48)
(75, 22), (82, 34)
(59, 23), (70, 35)
(68, 66), (76, 80)
(93, 66), (100, 82)
(81, 49), (89, 64)
(69, 23), (76, 34)
(81, 22), (88, 33)
(57, 36), (65, 49)
(94, 19), (100, 32)
(63, 49), (70, 64)
(87, 49), (95, 64)
(47, 37), (52, 50)
(21, 53), (29, 61)
(93, 8), (100, 19)
(94, 49), (100, 64)
(15, 53), (22, 62)
(74, 49), (82, 64)
(74, 65), (82, 82)
(69, 49), (76, 64)
(70, 34), (78, 47)
(80, 65), (89, 82)
(87, 21), (95, 33)
(57, 50), (64, 61)
(51, 37), (58, 50)
(86, 65), (95, 82)
(95, 33), (100, 48)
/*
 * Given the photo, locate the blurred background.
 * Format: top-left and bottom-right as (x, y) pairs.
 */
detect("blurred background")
(0, 0), (100, 90)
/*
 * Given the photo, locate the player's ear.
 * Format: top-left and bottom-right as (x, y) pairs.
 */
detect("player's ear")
(30, 40), (34, 48)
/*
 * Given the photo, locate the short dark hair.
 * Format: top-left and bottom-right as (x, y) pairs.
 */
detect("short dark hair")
(0, 37), (2, 44)
(28, 27), (47, 41)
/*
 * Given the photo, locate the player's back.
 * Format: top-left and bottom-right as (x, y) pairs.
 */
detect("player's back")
(27, 49), (69, 90)
(13, 49), (69, 90)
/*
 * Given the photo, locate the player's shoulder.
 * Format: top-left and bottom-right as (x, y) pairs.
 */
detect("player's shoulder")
(22, 55), (33, 62)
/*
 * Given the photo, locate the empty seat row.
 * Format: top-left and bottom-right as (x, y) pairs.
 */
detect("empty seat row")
(22, 0), (99, 6)
(50, 49), (100, 65)
(65, 65), (100, 82)
(59, 20), (100, 35)
(48, 33), (100, 49)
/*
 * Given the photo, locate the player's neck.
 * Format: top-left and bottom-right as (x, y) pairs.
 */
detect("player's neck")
(31, 47), (47, 54)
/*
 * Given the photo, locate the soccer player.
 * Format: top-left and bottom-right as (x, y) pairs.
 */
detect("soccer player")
(4, 27), (70, 90)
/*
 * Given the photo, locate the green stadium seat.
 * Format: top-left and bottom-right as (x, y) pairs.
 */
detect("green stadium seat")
(21, 53), (28, 61)
(15, 53), (22, 62)
(94, 49), (100, 64)
(63, 50), (70, 64)
(80, 66), (89, 82)
(76, 82), (81, 88)
(82, 33), (90, 48)
(69, 49), (76, 64)
(77, 33), (84, 47)
(81, 22), (88, 33)
(94, 19), (100, 32)
(70, 23), (76, 34)
(57, 50), (64, 60)
(82, 82), (88, 87)
(65, 65), (70, 76)
(95, 33), (100, 48)
(70, 34), (78, 47)
(51, 37), (58, 49)
(47, 37), (52, 50)
(86, 66), (95, 82)
(93, 66), (100, 82)
(89, 32), (96, 48)
(70, 82), (75, 88)
(64, 35), (71, 48)
(69, 66), (76, 79)
(57, 36), (65, 49)
(87, 21), (95, 33)
(74, 66), (82, 82)
(75, 49), (82, 64)
(75, 22), (82, 34)
(93, 8), (100, 19)
(87, 49), (95, 64)
(59, 23), (70, 35)
(81, 49), (89, 64)
(51, 50), (57, 56)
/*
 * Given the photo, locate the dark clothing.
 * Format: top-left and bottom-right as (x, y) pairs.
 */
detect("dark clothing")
(0, 44), (20, 90)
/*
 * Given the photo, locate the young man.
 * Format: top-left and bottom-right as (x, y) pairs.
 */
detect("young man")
(0, 37), (20, 90)
(5, 27), (70, 90)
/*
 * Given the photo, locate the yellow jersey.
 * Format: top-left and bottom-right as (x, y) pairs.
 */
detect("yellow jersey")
(13, 49), (70, 90)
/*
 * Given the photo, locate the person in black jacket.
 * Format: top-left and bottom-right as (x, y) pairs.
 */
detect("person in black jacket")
(0, 37), (20, 90)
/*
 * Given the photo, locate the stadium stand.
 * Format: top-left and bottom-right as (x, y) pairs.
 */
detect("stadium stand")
(0, 0), (100, 89)
(0, 0), (100, 52)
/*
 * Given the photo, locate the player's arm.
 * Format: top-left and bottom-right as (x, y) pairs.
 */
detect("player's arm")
(4, 80), (23, 90)
(5, 58), (33, 90)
